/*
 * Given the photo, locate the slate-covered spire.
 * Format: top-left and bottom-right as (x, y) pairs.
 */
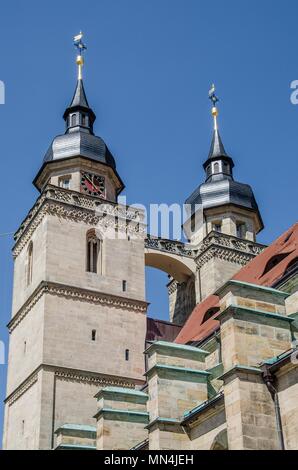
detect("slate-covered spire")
(203, 84), (234, 182)
(63, 31), (96, 134)
(208, 128), (229, 159)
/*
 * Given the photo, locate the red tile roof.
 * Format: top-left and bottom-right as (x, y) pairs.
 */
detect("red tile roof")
(175, 223), (298, 345)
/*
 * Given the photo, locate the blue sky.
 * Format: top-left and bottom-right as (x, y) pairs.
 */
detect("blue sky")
(0, 0), (297, 445)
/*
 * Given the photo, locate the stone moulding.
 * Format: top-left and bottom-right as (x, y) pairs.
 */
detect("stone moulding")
(144, 340), (209, 358)
(145, 235), (195, 258)
(217, 364), (262, 382)
(54, 368), (136, 389)
(6, 373), (39, 406)
(8, 281), (148, 333)
(145, 417), (181, 431)
(13, 184), (146, 257)
(94, 408), (149, 423)
(196, 247), (255, 269)
(95, 386), (148, 401)
(217, 304), (295, 325)
(5, 364), (138, 406)
(145, 363), (211, 379)
(195, 231), (266, 269)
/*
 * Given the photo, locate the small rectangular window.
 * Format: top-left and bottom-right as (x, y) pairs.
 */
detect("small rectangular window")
(92, 330), (96, 341)
(122, 280), (127, 292)
(59, 177), (71, 190)
(24, 341), (27, 354)
(213, 223), (222, 233)
(236, 223), (246, 239)
(22, 420), (25, 435)
(125, 349), (129, 361)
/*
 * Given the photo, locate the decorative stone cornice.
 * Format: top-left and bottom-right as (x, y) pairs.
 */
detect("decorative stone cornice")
(145, 235), (195, 258)
(13, 185), (146, 256)
(5, 364), (141, 405)
(6, 373), (38, 406)
(8, 281), (148, 332)
(54, 369), (136, 389)
(195, 231), (266, 269)
(144, 232), (265, 271)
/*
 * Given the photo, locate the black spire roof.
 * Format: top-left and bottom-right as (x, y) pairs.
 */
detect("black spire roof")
(39, 78), (117, 172)
(63, 78), (96, 131)
(69, 78), (90, 108)
(208, 129), (229, 159)
(185, 127), (263, 232)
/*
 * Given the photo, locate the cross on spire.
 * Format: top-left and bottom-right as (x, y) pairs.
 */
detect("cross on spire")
(208, 83), (219, 131)
(73, 31), (87, 80)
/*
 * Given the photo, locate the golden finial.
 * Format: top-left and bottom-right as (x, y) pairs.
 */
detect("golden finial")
(208, 83), (219, 131)
(73, 31), (87, 80)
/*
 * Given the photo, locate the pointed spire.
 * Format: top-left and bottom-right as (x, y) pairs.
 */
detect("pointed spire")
(69, 79), (90, 109)
(63, 32), (96, 134)
(208, 128), (229, 159)
(203, 84), (234, 181)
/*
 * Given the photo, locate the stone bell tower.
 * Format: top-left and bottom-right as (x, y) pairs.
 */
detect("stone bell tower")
(169, 86), (265, 323)
(3, 34), (147, 450)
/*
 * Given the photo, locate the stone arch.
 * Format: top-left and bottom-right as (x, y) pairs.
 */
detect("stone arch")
(210, 429), (228, 450)
(144, 250), (196, 283)
(144, 248), (197, 324)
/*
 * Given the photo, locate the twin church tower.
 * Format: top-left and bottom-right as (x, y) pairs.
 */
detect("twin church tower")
(3, 35), (263, 449)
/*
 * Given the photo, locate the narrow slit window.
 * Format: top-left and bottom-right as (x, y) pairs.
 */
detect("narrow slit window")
(122, 280), (127, 292)
(27, 241), (33, 286)
(125, 349), (129, 361)
(92, 330), (96, 341)
(24, 341), (27, 354)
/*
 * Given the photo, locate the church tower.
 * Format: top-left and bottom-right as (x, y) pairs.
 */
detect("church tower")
(169, 86), (265, 323)
(3, 34), (147, 450)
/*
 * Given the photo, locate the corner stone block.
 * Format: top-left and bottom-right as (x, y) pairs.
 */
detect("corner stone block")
(145, 341), (210, 450)
(94, 386), (149, 450)
(216, 280), (293, 370)
(54, 424), (96, 450)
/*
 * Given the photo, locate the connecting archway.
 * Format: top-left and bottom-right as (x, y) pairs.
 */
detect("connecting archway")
(144, 241), (197, 324)
(144, 246), (196, 283)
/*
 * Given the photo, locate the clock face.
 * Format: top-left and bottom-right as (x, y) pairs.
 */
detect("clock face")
(81, 172), (106, 198)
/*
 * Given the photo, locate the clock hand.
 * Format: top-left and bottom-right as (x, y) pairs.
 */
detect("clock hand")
(84, 174), (98, 191)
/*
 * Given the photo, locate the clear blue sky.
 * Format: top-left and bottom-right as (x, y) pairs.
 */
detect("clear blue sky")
(0, 0), (297, 445)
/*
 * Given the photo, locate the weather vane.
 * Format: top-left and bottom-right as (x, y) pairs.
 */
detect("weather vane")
(208, 83), (219, 131)
(73, 31), (87, 80)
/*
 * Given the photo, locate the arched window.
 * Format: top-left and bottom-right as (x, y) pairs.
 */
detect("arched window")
(214, 162), (220, 174)
(86, 230), (101, 274)
(71, 114), (77, 127)
(81, 114), (88, 127)
(27, 241), (33, 286)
